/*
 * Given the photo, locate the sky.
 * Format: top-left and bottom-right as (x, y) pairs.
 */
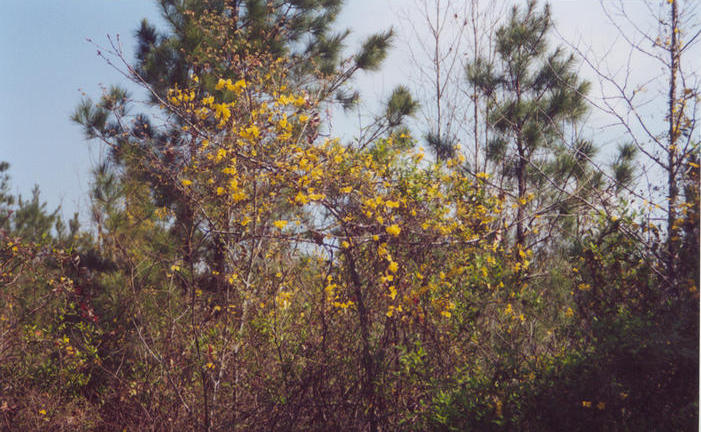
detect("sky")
(1, 0), (696, 223)
(1, 0), (164, 219)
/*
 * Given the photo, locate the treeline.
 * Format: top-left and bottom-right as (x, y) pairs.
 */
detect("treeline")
(0, 0), (698, 430)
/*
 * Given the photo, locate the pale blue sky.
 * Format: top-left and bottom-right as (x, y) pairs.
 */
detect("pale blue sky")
(1, 0), (164, 218)
(0, 0), (396, 220)
(1, 1), (694, 222)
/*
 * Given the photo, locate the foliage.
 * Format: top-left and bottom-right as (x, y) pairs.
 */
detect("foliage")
(466, 0), (609, 250)
(1, 0), (698, 430)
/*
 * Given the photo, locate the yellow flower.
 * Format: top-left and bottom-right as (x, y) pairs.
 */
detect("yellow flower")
(388, 261), (399, 273)
(504, 303), (513, 315)
(243, 125), (260, 139)
(181, 179), (193, 187)
(215, 148), (227, 162)
(232, 79), (247, 90)
(386, 224), (401, 236)
(273, 220), (288, 229)
(294, 191), (309, 204)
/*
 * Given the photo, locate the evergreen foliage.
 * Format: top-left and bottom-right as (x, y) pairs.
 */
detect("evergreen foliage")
(467, 0), (601, 248)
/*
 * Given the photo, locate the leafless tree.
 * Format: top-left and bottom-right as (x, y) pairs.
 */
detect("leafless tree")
(397, 0), (505, 163)
(566, 0), (700, 287)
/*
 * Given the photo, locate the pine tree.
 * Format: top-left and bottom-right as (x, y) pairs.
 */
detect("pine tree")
(70, 2), (410, 429)
(132, 0), (393, 104)
(74, 0), (398, 289)
(0, 161), (82, 245)
(0, 162), (14, 231)
(467, 0), (594, 249)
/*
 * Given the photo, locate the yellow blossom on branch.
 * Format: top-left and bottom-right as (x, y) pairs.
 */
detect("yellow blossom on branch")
(386, 224), (401, 236)
(273, 220), (288, 230)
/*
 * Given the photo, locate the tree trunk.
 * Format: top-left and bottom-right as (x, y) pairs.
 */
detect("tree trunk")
(667, 0), (680, 289)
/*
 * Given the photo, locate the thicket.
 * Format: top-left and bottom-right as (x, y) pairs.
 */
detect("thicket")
(0, 0), (698, 430)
